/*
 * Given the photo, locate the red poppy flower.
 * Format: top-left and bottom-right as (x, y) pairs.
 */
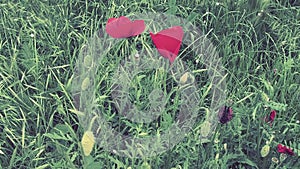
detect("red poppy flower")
(105, 16), (145, 38)
(150, 26), (184, 63)
(264, 110), (276, 125)
(277, 144), (294, 156)
(218, 106), (233, 124)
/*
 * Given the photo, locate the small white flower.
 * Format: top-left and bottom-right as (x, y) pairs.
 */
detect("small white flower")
(236, 30), (240, 34)
(195, 59), (199, 63)
(257, 12), (262, 17)
(296, 120), (299, 124)
(216, 2), (220, 6)
(30, 33), (35, 38)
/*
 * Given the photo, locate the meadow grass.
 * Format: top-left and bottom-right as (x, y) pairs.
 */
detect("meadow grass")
(0, 0), (299, 168)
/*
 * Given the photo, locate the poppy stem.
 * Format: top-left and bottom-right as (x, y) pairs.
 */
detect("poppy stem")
(212, 123), (221, 143)
(88, 115), (98, 131)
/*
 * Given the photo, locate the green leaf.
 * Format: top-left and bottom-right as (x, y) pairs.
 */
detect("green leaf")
(284, 58), (294, 70)
(35, 164), (50, 169)
(265, 101), (287, 111)
(260, 78), (274, 97)
(161, 113), (173, 129)
(187, 12), (198, 22)
(86, 162), (103, 169)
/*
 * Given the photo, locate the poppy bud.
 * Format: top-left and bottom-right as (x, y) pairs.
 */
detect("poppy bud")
(81, 77), (90, 91)
(265, 110), (276, 124)
(83, 55), (93, 68)
(280, 153), (287, 161)
(261, 144), (270, 157)
(180, 72), (189, 84)
(271, 157), (279, 164)
(218, 106), (233, 124)
(200, 121), (211, 137)
(81, 131), (95, 156)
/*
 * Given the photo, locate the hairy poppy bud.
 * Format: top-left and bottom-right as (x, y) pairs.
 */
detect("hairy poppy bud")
(261, 144), (270, 157)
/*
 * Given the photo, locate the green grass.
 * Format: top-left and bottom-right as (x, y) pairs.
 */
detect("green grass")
(0, 0), (299, 168)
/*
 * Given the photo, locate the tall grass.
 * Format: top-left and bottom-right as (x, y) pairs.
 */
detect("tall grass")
(0, 0), (299, 168)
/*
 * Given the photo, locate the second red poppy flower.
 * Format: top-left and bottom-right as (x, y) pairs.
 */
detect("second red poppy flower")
(150, 26), (184, 64)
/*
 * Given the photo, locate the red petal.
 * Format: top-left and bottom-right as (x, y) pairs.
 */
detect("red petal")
(218, 106), (233, 124)
(286, 148), (295, 155)
(264, 110), (276, 125)
(277, 144), (295, 155)
(269, 110), (276, 121)
(150, 26), (184, 63)
(107, 18), (117, 23)
(106, 16), (145, 38)
(277, 144), (285, 153)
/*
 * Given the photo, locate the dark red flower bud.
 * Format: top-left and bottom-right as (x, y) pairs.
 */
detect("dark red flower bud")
(218, 106), (233, 124)
(264, 110), (276, 126)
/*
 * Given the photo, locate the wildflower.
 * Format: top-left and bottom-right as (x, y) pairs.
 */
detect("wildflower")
(277, 144), (294, 156)
(218, 106), (233, 124)
(264, 110), (276, 125)
(150, 26), (183, 63)
(105, 16), (145, 38)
